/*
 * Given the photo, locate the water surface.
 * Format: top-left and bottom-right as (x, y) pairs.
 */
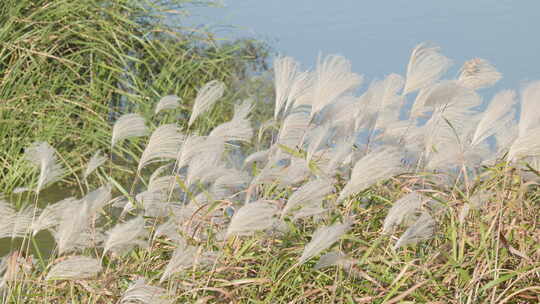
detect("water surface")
(183, 1), (540, 93)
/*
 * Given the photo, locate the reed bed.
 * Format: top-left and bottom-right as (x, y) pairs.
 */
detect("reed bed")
(0, 42), (539, 303)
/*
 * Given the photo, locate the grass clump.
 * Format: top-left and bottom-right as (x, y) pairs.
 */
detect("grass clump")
(0, 0), (270, 192)
(0, 15), (539, 303)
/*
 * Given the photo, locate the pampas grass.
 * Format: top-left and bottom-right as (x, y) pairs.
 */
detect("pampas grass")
(226, 201), (279, 237)
(120, 279), (171, 304)
(138, 124), (184, 171)
(0, 200), (32, 239)
(299, 220), (352, 264)
(31, 197), (77, 236)
(103, 216), (148, 256)
(282, 178), (334, 218)
(518, 80), (540, 137)
(338, 148), (403, 202)
(188, 80), (225, 127)
(382, 191), (425, 234)
(394, 212), (436, 249)
(84, 150), (107, 180)
(155, 95), (181, 115)
(46, 256), (102, 280)
(3, 42), (540, 303)
(403, 42), (452, 94)
(273, 56), (302, 120)
(111, 113), (148, 148)
(54, 200), (95, 255)
(160, 243), (217, 283)
(458, 58), (502, 90)
(471, 90), (516, 146)
(311, 54), (363, 118)
(24, 142), (64, 193)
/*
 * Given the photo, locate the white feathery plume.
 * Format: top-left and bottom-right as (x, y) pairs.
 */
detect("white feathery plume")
(292, 200), (327, 220)
(233, 98), (255, 120)
(382, 191), (424, 234)
(111, 113), (148, 148)
(249, 160), (283, 187)
(209, 113), (253, 142)
(148, 175), (181, 194)
(471, 90), (516, 146)
(82, 184), (112, 215)
(185, 151), (223, 187)
(306, 125), (330, 162)
(213, 169), (251, 190)
(518, 80), (540, 137)
(361, 74), (404, 131)
(394, 212), (436, 249)
(0, 200), (32, 239)
(155, 95), (180, 115)
(371, 74), (405, 131)
(157, 204), (201, 235)
(311, 54), (363, 118)
(338, 148), (403, 202)
(46, 256), (102, 280)
(192, 184), (230, 206)
(421, 93), (481, 162)
(257, 119), (278, 144)
(120, 279), (172, 304)
(176, 136), (224, 169)
(226, 201), (279, 237)
(54, 200), (96, 254)
(103, 216), (148, 255)
(314, 251), (354, 270)
(31, 197), (77, 235)
(277, 110), (310, 148)
(299, 220), (352, 264)
(24, 141), (64, 193)
(282, 179), (334, 218)
(160, 244), (217, 282)
(148, 163), (174, 185)
(285, 70), (313, 114)
(154, 220), (185, 244)
(276, 157), (311, 187)
(243, 149), (270, 168)
(508, 126), (540, 161)
(494, 121), (518, 157)
(138, 124), (184, 171)
(323, 96), (359, 130)
(410, 81), (475, 117)
(323, 139), (354, 176)
(135, 190), (170, 217)
(458, 58), (502, 90)
(111, 196), (130, 212)
(273, 56), (301, 119)
(403, 42), (452, 95)
(83, 150), (107, 179)
(188, 80), (225, 127)
(353, 82), (378, 130)
(425, 143), (490, 172)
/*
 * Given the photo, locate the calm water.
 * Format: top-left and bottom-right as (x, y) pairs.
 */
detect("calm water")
(183, 0), (540, 93)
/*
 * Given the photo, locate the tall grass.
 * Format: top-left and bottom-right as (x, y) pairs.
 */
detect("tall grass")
(0, 7), (538, 302)
(0, 0), (270, 193)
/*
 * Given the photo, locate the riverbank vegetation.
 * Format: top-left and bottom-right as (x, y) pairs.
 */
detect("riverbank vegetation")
(0, 0), (271, 193)
(0, 1), (539, 304)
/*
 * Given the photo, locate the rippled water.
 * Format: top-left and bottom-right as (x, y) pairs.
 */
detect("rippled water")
(185, 0), (540, 91)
